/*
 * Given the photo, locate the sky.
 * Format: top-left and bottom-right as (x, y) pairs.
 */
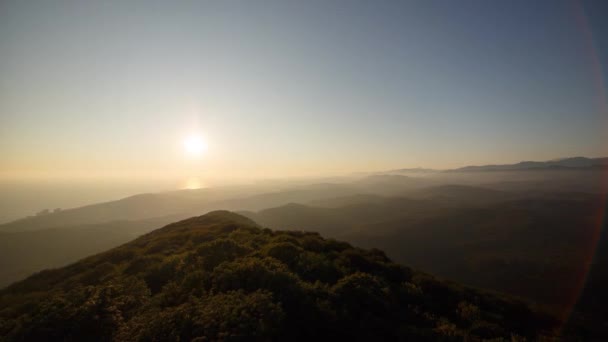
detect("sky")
(1, 0), (608, 183)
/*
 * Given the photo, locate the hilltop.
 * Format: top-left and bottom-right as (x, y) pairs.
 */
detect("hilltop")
(0, 211), (561, 341)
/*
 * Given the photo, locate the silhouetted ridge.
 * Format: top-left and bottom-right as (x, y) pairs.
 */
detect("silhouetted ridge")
(449, 156), (608, 172)
(154, 210), (258, 233)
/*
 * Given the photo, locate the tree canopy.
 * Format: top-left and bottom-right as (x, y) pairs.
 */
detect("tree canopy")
(0, 211), (563, 341)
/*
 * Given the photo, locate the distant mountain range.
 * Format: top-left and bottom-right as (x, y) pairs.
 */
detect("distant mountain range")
(448, 157), (608, 172)
(385, 167), (437, 174)
(384, 157), (608, 174)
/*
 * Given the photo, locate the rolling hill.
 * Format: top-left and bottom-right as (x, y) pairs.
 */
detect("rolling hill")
(243, 190), (608, 322)
(0, 215), (182, 288)
(0, 181), (369, 233)
(0, 211), (565, 340)
(0, 177), (431, 287)
(2, 157), (604, 233)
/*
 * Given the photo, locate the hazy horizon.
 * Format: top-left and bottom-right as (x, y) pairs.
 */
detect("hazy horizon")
(1, 154), (605, 225)
(2, 0), (607, 184)
(1, 0), (608, 225)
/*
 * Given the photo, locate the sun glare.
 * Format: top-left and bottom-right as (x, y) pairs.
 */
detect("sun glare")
(183, 176), (204, 190)
(183, 135), (207, 158)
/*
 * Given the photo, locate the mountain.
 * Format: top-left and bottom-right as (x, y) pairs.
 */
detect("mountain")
(244, 185), (519, 237)
(0, 179), (420, 287)
(353, 174), (434, 195)
(0, 177), (442, 288)
(0, 180), (597, 292)
(449, 157), (608, 172)
(0, 161), (605, 306)
(0, 188), (239, 232)
(385, 168), (438, 174)
(0, 211), (567, 341)
(0, 181), (388, 233)
(0, 215), (182, 288)
(408, 184), (517, 205)
(0, 184), (350, 233)
(244, 190), (608, 323)
(3, 157), (604, 233)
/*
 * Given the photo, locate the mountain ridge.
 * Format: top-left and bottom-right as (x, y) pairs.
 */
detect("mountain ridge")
(0, 211), (567, 340)
(2, 156), (604, 232)
(447, 157), (608, 172)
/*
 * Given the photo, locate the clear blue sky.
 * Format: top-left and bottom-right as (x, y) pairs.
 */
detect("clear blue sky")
(1, 0), (607, 181)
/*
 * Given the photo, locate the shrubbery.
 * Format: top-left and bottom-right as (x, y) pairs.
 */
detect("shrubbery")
(0, 211), (559, 341)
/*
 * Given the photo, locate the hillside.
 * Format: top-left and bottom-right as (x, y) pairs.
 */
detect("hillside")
(0, 215), (182, 288)
(0, 178), (439, 287)
(0, 211), (562, 341)
(244, 192), (608, 321)
(0, 182), (362, 233)
(2, 160), (604, 233)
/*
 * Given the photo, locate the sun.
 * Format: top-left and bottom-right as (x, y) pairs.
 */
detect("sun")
(183, 134), (207, 158)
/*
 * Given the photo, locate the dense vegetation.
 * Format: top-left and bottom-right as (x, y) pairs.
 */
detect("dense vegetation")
(0, 211), (562, 341)
(244, 191), (607, 319)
